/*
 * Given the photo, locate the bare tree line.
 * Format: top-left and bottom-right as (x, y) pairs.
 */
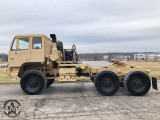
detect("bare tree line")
(0, 52), (160, 63)
(0, 53), (8, 62)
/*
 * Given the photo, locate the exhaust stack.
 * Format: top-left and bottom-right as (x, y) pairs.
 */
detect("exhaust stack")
(50, 34), (57, 43)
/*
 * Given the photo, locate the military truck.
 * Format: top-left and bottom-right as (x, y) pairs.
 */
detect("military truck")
(8, 34), (158, 95)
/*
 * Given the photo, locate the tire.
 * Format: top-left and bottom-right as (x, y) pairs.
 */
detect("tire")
(94, 70), (120, 96)
(123, 71), (151, 96)
(90, 77), (95, 83)
(20, 70), (46, 95)
(46, 79), (54, 87)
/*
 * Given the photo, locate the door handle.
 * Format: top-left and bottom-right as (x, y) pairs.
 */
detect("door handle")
(26, 59), (30, 61)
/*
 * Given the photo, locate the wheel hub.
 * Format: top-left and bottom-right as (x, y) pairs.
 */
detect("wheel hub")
(26, 76), (40, 92)
(28, 78), (38, 87)
(131, 77), (145, 92)
(103, 79), (112, 87)
(101, 77), (114, 91)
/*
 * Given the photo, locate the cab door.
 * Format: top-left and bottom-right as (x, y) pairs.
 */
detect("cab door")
(9, 37), (31, 67)
(31, 37), (44, 62)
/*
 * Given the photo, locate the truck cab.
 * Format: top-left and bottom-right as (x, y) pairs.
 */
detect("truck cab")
(8, 34), (52, 76)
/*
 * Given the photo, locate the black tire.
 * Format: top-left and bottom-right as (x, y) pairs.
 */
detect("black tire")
(123, 71), (151, 96)
(46, 79), (54, 87)
(20, 70), (46, 95)
(90, 77), (95, 83)
(94, 70), (120, 96)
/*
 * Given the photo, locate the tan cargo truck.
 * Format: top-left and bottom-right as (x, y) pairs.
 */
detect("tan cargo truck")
(8, 34), (158, 95)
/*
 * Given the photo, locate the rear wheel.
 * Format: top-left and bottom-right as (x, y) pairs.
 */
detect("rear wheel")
(46, 79), (54, 87)
(20, 70), (46, 95)
(94, 70), (119, 96)
(124, 71), (151, 96)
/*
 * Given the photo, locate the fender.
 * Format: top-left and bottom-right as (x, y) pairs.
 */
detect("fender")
(18, 62), (46, 78)
(152, 77), (158, 90)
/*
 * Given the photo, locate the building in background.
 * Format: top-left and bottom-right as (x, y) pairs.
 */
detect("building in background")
(103, 55), (108, 60)
(120, 56), (131, 61)
(145, 53), (160, 61)
(0, 62), (8, 68)
(134, 54), (145, 60)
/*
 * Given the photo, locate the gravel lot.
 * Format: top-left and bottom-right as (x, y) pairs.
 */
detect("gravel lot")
(0, 81), (160, 120)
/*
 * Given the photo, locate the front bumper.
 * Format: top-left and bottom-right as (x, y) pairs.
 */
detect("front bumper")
(152, 77), (158, 90)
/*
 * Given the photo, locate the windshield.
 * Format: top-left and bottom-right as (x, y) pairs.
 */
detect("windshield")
(12, 38), (29, 51)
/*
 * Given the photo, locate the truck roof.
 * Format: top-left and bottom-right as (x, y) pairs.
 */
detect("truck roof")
(14, 34), (48, 38)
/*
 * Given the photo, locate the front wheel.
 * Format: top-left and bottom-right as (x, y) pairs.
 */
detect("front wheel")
(20, 70), (46, 95)
(123, 71), (151, 96)
(94, 70), (120, 96)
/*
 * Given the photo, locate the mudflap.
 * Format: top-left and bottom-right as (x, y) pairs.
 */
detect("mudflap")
(152, 77), (158, 90)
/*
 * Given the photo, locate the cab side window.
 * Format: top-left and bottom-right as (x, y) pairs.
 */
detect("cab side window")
(33, 37), (42, 49)
(12, 38), (29, 51)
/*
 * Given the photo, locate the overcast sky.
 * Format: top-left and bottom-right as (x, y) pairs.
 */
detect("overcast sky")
(0, 0), (160, 53)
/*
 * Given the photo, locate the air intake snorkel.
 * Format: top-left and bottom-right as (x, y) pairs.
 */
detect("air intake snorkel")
(50, 34), (57, 43)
